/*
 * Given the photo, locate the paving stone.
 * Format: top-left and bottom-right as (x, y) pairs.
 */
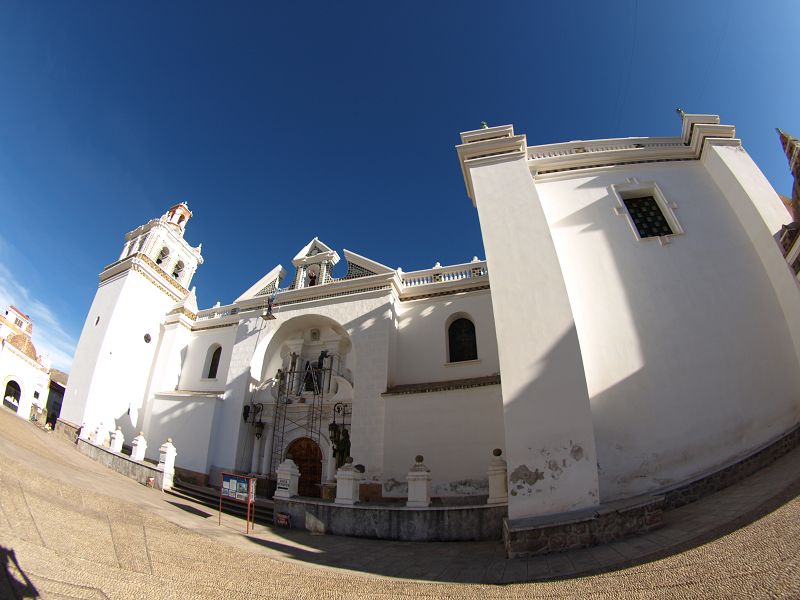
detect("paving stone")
(1, 409), (800, 598)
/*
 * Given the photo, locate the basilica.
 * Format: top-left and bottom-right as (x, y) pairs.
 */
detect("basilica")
(60, 113), (800, 547)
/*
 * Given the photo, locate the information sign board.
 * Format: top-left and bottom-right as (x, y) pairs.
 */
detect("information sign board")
(219, 473), (258, 534)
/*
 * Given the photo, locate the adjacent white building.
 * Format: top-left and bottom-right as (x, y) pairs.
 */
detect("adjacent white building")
(60, 113), (800, 527)
(1, 306), (50, 420)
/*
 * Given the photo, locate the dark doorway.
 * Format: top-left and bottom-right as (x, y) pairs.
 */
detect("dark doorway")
(3, 381), (20, 412)
(286, 437), (322, 497)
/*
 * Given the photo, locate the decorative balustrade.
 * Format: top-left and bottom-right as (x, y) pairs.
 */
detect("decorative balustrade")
(401, 261), (488, 288)
(527, 138), (684, 161)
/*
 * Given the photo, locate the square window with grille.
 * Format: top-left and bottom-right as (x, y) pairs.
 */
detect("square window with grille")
(623, 196), (674, 239)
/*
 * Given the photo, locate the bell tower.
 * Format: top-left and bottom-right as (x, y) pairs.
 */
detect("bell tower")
(61, 203), (204, 442)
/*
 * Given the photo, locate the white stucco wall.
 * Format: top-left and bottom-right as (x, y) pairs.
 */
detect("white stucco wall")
(393, 290), (499, 385)
(382, 384), (504, 497)
(62, 269), (177, 435)
(178, 325), (238, 392)
(536, 160), (800, 500)
(0, 343), (49, 420)
(144, 394), (217, 474)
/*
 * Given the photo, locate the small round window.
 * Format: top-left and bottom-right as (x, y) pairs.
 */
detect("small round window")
(144, 334), (152, 343)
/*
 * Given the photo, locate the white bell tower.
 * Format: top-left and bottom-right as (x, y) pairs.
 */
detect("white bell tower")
(61, 203), (204, 442)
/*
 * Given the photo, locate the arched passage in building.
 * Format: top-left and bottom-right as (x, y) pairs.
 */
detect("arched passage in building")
(3, 380), (21, 412)
(287, 437), (323, 497)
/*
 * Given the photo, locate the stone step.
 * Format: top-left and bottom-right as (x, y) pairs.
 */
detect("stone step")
(167, 480), (274, 525)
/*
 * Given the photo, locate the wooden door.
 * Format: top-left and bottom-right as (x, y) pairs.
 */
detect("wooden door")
(287, 437), (322, 498)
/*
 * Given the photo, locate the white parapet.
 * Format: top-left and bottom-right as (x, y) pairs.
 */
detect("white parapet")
(334, 459), (362, 505)
(406, 455), (432, 508)
(274, 458), (300, 499)
(487, 448), (508, 505)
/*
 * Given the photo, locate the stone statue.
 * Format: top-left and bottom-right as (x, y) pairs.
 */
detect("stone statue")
(317, 350), (329, 369)
(334, 429), (351, 469)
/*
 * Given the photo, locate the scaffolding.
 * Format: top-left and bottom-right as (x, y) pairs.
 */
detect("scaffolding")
(267, 351), (342, 482)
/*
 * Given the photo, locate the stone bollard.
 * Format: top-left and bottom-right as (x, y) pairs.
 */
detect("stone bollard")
(334, 458), (362, 505)
(487, 448), (508, 505)
(110, 428), (125, 453)
(158, 438), (177, 491)
(131, 432), (147, 462)
(90, 424), (104, 445)
(78, 423), (92, 441)
(273, 458), (300, 499)
(406, 455), (432, 508)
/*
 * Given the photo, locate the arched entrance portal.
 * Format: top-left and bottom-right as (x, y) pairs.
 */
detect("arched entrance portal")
(287, 437), (322, 498)
(3, 381), (21, 412)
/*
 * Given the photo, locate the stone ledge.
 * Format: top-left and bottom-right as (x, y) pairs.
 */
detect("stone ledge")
(503, 495), (664, 558)
(274, 497), (507, 541)
(661, 422), (800, 510)
(76, 438), (166, 490)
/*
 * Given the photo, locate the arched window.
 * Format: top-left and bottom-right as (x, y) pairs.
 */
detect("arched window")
(156, 246), (170, 265)
(448, 318), (478, 363)
(3, 380), (21, 411)
(172, 260), (184, 279)
(205, 345), (222, 379)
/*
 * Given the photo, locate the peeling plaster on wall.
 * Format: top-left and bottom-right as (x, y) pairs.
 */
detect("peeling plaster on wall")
(570, 443), (585, 461)
(432, 478), (488, 497)
(383, 478), (407, 494)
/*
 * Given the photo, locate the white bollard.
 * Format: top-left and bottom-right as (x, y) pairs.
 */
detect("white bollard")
(334, 458), (362, 505)
(131, 432), (147, 462)
(110, 428), (125, 453)
(487, 448), (508, 505)
(273, 458), (300, 499)
(406, 455), (432, 508)
(158, 438), (177, 491)
(78, 423), (92, 441)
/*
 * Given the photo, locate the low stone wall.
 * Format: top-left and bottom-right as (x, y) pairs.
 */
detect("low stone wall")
(175, 467), (209, 488)
(662, 423), (800, 510)
(77, 439), (166, 490)
(54, 418), (80, 444)
(503, 495), (664, 558)
(274, 497), (507, 541)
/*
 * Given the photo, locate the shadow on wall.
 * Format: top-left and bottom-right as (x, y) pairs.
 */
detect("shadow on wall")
(0, 546), (38, 598)
(543, 174), (800, 501)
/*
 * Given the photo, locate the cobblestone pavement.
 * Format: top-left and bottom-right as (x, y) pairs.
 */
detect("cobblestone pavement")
(1, 409), (799, 599)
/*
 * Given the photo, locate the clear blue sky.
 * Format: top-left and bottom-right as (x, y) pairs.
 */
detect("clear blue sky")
(0, 1), (797, 370)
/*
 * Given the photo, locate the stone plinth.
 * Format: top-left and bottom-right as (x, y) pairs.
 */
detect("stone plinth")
(406, 455), (431, 508)
(487, 448), (508, 505)
(131, 433), (147, 461)
(110, 428), (124, 453)
(335, 461), (362, 505)
(158, 438), (177, 491)
(274, 458), (300, 499)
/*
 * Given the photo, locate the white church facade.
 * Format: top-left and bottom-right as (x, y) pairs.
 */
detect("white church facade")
(60, 113), (800, 547)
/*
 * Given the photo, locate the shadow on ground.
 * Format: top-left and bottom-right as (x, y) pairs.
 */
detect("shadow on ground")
(245, 480), (800, 584)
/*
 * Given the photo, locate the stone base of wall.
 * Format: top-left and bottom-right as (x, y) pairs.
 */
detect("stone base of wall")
(274, 497), (507, 541)
(662, 423), (800, 509)
(174, 467), (208, 487)
(54, 418), (80, 444)
(503, 495), (664, 558)
(77, 438), (167, 490)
